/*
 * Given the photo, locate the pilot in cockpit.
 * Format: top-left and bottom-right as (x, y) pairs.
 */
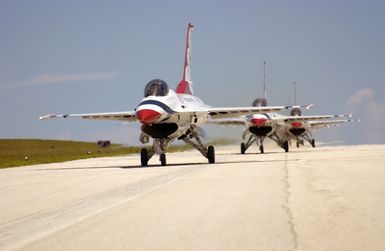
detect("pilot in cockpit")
(144, 79), (169, 97)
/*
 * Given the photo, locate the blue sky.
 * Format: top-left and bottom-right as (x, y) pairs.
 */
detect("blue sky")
(1, 0), (384, 145)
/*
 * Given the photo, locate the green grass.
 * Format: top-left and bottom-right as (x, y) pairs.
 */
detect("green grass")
(0, 139), (142, 168)
(0, 138), (235, 168)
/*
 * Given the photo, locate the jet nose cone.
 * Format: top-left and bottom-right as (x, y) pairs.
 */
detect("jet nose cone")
(136, 109), (161, 124)
(251, 118), (267, 126)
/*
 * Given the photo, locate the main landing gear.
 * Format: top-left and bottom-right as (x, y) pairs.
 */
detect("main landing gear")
(180, 128), (215, 164)
(301, 133), (316, 148)
(311, 139), (316, 148)
(207, 145), (215, 164)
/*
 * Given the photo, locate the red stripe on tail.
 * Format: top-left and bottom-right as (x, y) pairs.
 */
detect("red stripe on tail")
(176, 23), (194, 95)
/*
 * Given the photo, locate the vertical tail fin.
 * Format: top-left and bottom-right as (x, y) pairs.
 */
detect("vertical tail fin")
(176, 23), (194, 95)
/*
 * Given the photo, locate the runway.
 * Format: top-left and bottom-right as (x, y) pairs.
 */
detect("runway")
(1, 144), (385, 251)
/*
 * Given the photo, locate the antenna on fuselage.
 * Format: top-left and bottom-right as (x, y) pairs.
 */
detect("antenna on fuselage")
(293, 81), (297, 105)
(263, 61), (267, 100)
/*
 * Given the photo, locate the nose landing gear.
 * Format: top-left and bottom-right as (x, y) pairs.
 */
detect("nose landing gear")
(207, 145), (215, 164)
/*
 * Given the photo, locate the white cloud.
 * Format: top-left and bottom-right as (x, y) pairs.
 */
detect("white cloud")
(14, 71), (118, 87)
(345, 88), (374, 107)
(345, 88), (385, 143)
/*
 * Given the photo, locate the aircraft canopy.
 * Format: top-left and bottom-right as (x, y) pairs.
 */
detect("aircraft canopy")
(144, 79), (169, 97)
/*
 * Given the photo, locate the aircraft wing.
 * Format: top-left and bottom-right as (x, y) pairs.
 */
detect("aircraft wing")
(206, 117), (246, 125)
(308, 119), (359, 129)
(282, 114), (352, 122)
(208, 105), (299, 119)
(39, 111), (137, 122)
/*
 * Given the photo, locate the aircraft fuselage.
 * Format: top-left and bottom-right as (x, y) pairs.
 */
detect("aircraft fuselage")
(136, 89), (210, 140)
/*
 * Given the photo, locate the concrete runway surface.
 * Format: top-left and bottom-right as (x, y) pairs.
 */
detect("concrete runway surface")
(0, 144), (385, 251)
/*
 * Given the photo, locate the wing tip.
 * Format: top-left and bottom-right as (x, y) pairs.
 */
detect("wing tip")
(306, 104), (315, 110)
(39, 114), (56, 120)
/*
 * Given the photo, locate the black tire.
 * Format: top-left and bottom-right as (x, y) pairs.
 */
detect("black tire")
(311, 139), (316, 148)
(207, 145), (215, 164)
(296, 142), (300, 148)
(260, 145), (264, 154)
(160, 153), (166, 166)
(283, 141), (289, 153)
(141, 148), (148, 167)
(240, 143), (246, 154)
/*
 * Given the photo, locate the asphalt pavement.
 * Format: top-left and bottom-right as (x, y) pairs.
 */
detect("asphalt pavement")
(1, 144), (384, 251)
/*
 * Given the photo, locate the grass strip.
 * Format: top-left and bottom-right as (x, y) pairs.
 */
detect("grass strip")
(0, 138), (233, 168)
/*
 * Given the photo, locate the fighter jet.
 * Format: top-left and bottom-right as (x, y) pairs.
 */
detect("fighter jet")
(272, 82), (359, 152)
(210, 64), (357, 153)
(40, 23), (297, 166)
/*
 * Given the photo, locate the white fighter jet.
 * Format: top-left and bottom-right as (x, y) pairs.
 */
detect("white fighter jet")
(210, 64), (357, 154)
(40, 23), (299, 166)
(265, 108), (355, 152)
(273, 82), (358, 152)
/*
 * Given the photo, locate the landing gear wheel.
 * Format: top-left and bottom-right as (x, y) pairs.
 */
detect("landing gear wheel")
(283, 141), (289, 153)
(207, 145), (215, 164)
(140, 148), (148, 167)
(240, 143), (246, 154)
(311, 139), (316, 148)
(160, 153), (166, 166)
(296, 142), (300, 148)
(259, 145), (264, 154)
